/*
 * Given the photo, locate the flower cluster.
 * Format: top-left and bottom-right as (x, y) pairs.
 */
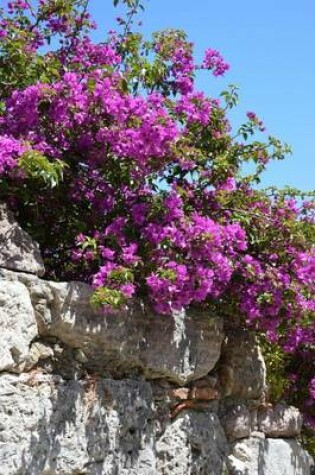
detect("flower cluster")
(202, 48), (230, 76)
(0, 135), (28, 173)
(0, 0), (313, 432)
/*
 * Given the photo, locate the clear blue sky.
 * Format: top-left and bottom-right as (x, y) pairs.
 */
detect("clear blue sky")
(89, 0), (315, 191)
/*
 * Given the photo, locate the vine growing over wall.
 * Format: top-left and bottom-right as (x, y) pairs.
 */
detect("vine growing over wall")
(0, 0), (314, 438)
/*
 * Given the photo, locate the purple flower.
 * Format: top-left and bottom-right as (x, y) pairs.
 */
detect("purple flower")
(202, 48), (230, 76)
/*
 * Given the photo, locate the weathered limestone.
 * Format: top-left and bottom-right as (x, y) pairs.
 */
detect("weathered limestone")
(220, 404), (253, 441)
(1, 270), (225, 385)
(229, 434), (314, 475)
(0, 371), (313, 475)
(219, 402), (304, 442)
(0, 207), (314, 475)
(0, 203), (44, 276)
(0, 373), (228, 475)
(257, 404), (303, 438)
(44, 282), (224, 384)
(0, 374), (155, 475)
(219, 329), (266, 400)
(24, 341), (54, 371)
(156, 412), (229, 475)
(0, 280), (38, 373)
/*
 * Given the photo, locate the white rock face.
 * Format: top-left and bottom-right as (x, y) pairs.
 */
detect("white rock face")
(220, 404), (253, 441)
(0, 374), (156, 475)
(0, 281), (38, 372)
(0, 210), (314, 475)
(219, 329), (266, 400)
(229, 434), (314, 475)
(0, 274), (313, 475)
(0, 374), (230, 475)
(220, 403), (303, 443)
(257, 404), (303, 438)
(0, 372), (312, 475)
(1, 270), (225, 385)
(47, 282), (224, 384)
(0, 204), (45, 275)
(156, 412), (229, 474)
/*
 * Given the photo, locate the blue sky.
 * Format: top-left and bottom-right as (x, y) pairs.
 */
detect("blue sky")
(90, 0), (315, 190)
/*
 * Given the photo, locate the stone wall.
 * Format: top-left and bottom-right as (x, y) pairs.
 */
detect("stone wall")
(0, 204), (314, 475)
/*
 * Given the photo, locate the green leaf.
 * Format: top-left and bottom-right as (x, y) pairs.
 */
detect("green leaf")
(90, 287), (127, 309)
(18, 151), (67, 188)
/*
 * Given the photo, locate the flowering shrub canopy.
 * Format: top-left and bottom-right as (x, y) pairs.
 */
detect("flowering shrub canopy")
(0, 0), (314, 432)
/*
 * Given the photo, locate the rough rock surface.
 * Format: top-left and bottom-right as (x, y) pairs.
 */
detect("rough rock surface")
(220, 402), (304, 442)
(219, 329), (266, 400)
(1, 270), (225, 385)
(229, 434), (314, 475)
(0, 211), (314, 475)
(0, 280), (38, 373)
(0, 203), (44, 275)
(0, 372), (312, 475)
(0, 374), (156, 475)
(156, 411), (229, 474)
(257, 403), (303, 438)
(219, 403), (253, 441)
(0, 374), (229, 475)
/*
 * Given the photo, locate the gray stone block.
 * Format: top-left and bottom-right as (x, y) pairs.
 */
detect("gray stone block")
(0, 204), (44, 276)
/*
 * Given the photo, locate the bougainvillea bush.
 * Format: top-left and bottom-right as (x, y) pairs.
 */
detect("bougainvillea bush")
(0, 0), (314, 440)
